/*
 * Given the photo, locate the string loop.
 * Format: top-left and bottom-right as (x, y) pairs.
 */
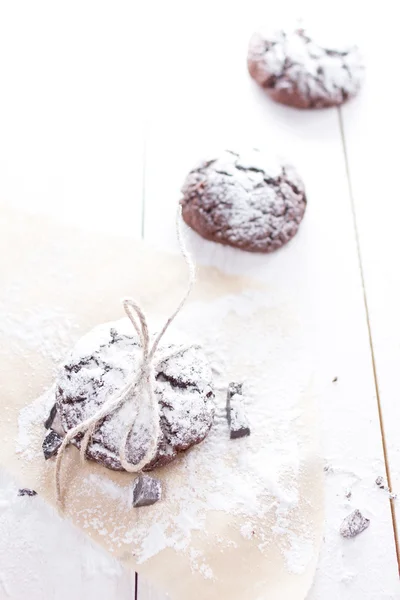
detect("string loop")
(55, 206), (195, 506)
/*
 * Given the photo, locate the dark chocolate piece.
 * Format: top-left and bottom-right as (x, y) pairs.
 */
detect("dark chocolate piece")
(44, 404), (64, 436)
(226, 382), (251, 439)
(132, 475), (162, 508)
(18, 488), (37, 497)
(340, 509), (370, 538)
(44, 403), (58, 429)
(43, 429), (63, 460)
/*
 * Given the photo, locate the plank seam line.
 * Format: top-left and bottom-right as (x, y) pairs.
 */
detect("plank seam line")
(338, 107), (400, 573)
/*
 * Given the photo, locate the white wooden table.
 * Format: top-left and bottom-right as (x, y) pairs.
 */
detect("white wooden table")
(1, 1), (400, 598)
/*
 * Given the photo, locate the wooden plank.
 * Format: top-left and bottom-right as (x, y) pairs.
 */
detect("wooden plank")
(0, 2), (144, 599)
(138, 578), (168, 600)
(0, 468), (137, 599)
(0, 0), (144, 236)
(141, 1), (400, 597)
(340, 3), (400, 563)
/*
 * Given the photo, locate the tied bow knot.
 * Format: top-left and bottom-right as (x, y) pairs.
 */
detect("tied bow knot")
(55, 207), (195, 507)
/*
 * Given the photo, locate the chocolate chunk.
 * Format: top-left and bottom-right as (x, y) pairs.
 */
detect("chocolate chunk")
(226, 382), (251, 439)
(340, 509), (370, 538)
(132, 475), (162, 508)
(44, 404), (65, 436)
(43, 429), (63, 460)
(18, 488), (37, 497)
(44, 403), (58, 429)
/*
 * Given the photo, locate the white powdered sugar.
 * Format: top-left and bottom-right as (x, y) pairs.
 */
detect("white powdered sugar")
(14, 288), (318, 582)
(284, 534), (315, 575)
(181, 148), (306, 253)
(0, 469), (133, 600)
(0, 283), (79, 365)
(248, 25), (364, 108)
(84, 474), (132, 509)
(16, 389), (55, 461)
(55, 319), (215, 471)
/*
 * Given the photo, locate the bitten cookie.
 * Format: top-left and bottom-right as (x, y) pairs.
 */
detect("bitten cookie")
(181, 149), (306, 253)
(51, 319), (215, 471)
(247, 27), (364, 108)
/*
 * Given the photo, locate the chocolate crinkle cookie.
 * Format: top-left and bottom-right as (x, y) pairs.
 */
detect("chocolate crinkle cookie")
(247, 27), (364, 109)
(181, 149), (306, 253)
(49, 319), (215, 471)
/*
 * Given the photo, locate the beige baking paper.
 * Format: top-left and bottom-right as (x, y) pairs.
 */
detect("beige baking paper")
(0, 206), (323, 600)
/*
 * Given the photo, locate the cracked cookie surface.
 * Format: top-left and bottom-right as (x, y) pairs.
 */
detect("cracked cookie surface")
(247, 27), (363, 108)
(181, 149), (306, 253)
(55, 319), (215, 471)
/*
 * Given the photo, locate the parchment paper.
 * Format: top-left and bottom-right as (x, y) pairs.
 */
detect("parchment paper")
(0, 206), (323, 599)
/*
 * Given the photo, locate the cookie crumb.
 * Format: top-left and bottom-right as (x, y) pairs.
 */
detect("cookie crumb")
(18, 488), (37, 497)
(340, 509), (370, 538)
(132, 475), (162, 508)
(375, 476), (397, 499)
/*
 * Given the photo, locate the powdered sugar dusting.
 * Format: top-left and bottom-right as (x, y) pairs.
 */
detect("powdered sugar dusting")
(0, 289), (78, 364)
(181, 148), (306, 253)
(84, 474), (131, 509)
(16, 389), (54, 460)
(248, 26), (364, 108)
(15, 288), (319, 580)
(285, 534), (315, 575)
(0, 470), (132, 599)
(56, 320), (215, 471)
